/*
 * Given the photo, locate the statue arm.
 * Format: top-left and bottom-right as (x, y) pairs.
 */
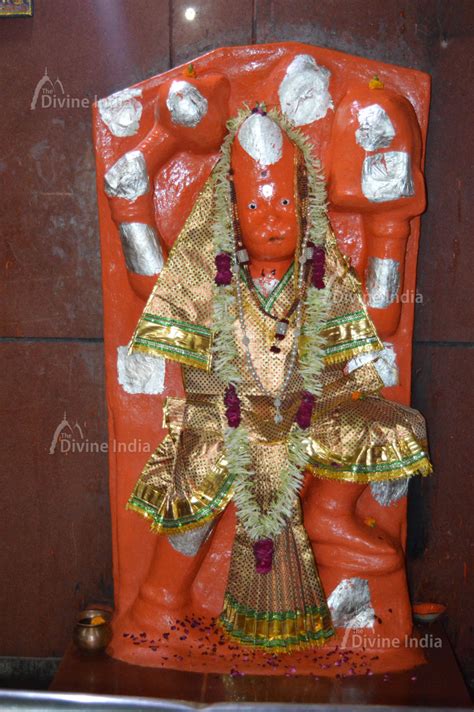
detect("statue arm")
(104, 113), (178, 302)
(327, 86), (426, 338)
(102, 74), (231, 303)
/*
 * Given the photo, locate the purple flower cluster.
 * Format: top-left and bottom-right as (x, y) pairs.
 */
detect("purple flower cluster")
(295, 391), (315, 429)
(312, 245), (326, 289)
(253, 538), (274, 574)
(224, 384), (241, 428)
(215, 252), (233, 286)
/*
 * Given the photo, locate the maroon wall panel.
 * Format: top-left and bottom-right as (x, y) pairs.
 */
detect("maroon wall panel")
(410, 344), (474, 686)
(171, 0), (253, 66)
(0, 0), (170, 339)
(0, 341), (111, 656)
(415, 25), (474, 342)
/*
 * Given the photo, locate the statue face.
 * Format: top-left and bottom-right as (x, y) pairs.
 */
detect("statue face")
(231, 136), (299, 263)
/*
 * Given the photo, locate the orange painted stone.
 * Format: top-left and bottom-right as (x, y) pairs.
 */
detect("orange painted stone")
(92, 42), (430, 675)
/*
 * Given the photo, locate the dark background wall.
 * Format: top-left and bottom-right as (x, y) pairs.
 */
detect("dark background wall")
(0, 0), (472, 690)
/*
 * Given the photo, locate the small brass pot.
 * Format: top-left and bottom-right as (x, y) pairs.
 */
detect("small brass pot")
(73, 607), (112, 653)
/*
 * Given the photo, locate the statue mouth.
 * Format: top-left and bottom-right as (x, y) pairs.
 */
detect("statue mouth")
(268, 235), (285, 243)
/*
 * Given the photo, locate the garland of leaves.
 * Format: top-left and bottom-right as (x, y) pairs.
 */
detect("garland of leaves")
(211, 105), (331, 545)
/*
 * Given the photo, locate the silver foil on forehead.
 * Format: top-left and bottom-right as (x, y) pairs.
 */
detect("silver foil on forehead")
(373, 341), (399, 387)
(362, 150), (414, 202)
(237, 113), (283, 166)
(117, 345), (165, 395)
(366, 256), (400, 309)
(166, 80), (208, 128)
(167, 521), (214, 557)
(278, 54), (333, 126)
(98, 87), (143, 138)
(104, 150), (150, 201)
(328, 577), (375, 629)
(370, 477), (409, 507)
(119, 222), (164, 275)
(356, 103), (395, 151)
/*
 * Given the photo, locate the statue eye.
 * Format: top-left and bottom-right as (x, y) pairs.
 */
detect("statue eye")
(281, 198), (290, 206)
(248, 202), (257, 210)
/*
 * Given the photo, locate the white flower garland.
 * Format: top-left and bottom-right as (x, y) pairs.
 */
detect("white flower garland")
(211, 107), (331, 543)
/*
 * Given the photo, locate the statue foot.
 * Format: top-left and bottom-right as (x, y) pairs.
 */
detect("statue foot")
(128, 582), (193, 627)
(110, 606), (223, 667)
(306, 510), (403, 574)
(303, 480), (404, 574)
(313, 538), (403, 575)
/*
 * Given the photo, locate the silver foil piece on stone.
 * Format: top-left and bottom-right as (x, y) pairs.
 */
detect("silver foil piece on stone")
(166, 80), (208, 128)
(373, 341), (399, 387)
(328, 577), (375, 629)
(362, 151), (414, 202)
(104, 150), (150, 201)
(119, 222), (164, 275)
(366, 257), (400, 309)
(356, 104), (395, 151)
(98, 87), (143, 138)
(117, 345), (165, 395)
(167, 521), (214, 557)
(238, 113), (283, 166)
(370, 477), (409, 507)
(345, 350), (378, 375)
(278, 54), (333, 126)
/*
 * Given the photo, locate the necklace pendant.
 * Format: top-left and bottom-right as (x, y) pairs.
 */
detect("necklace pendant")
(274, 409), (283, 425)
(275, 319), (289, 339)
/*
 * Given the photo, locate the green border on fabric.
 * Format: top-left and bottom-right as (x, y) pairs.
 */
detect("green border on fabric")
(220, 593), (335, 649)
(142, 313), (212, 337)
(324, 336), (381, 357)
(322, 309), (366, 329)
(127, 472), (235, 530)
(310, 449), (429, 475)
(133, 336), (210, 366)
(223, 593), (330, 621)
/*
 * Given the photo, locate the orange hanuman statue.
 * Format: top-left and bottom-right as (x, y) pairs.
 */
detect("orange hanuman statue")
(93, 43), (432, 675)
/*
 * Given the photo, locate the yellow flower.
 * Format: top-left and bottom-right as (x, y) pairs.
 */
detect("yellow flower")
(364, 516), (377, 528)
(369, 75), (384, 90)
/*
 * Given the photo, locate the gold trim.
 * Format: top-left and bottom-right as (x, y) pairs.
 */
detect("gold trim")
(127, 426), (433, 534)
(219, 595), (334, 652)
(130, 318), (213, 371)
(320, 228), (384, 364)
(125, 497), (229, 534)
(126, 448), (235, 534)
(321, 314), (381, 348)
(306, 458), (432, 483)
(304, 432), (433, 483)
(324, 339), (384, 365)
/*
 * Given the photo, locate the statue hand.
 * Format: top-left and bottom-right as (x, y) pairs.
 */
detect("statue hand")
(156, 73), (231, 154)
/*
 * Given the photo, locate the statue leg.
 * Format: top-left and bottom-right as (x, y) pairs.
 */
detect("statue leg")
(130, 525), (215, 624)
(303, 478), (403, 575)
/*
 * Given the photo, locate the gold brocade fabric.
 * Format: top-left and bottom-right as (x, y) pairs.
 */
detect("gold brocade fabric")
(126, 169), (433, 650)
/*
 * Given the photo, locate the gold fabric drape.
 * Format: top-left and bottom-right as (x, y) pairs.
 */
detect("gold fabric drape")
(126, 169), (432, 650)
